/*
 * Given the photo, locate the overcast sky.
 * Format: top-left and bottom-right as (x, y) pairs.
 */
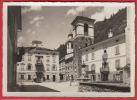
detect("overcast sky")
(18, 6), (126, 49)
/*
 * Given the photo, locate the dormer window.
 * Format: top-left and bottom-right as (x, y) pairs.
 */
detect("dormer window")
(108, 29), (113, 38)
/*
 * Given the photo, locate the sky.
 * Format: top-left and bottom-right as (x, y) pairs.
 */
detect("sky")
(18, 6), (126, 49)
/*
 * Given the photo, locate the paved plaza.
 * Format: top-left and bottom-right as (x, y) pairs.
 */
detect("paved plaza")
(20, 82), (79, 92)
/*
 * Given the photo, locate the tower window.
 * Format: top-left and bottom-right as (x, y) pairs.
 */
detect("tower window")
(71, 43), (73, 48)
(84, 23), (88, 36)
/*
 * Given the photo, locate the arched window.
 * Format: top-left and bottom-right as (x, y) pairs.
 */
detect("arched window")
(27, 63), (32, 70)
(84, 23), (88, 36)
(52, 65), (57, 71)
(46, 64), (50, 71)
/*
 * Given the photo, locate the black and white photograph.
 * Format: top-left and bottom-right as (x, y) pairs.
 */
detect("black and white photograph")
(3, 2), (135, 97)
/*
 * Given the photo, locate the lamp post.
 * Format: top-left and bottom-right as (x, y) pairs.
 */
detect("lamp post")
(81, 60), (87, 78)
(70, 75), (72, 86)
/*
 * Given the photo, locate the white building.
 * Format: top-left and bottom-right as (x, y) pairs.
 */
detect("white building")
(17, 40), (60, 82)
(80, 8), (130, 83)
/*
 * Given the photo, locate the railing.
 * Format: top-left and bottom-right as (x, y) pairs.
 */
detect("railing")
(35, 61), (43, 65)
(100, 67), (109, 72)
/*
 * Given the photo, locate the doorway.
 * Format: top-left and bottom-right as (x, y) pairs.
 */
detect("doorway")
(53, 75), (56, 82)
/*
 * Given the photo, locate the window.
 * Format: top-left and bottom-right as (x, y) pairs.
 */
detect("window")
(28, 54), (31, 61)
(68, 44), (69, 49)
(85, 65), (89, 71)
(20, 63), (25, 70)
(115, 60), (120, 68)
(91, 64), (95, 71)
(115, 46), (120, 55)
(36, 56), (43, 64)
(28, 75), (31, 80)
(46, 64), (50, 71)
(71, 43), (73, 48)
(21, 75), (24, 80)
(52, 65), (57, 71)
(22, 55), (25, 61)
(53, 56), (56, 63)
(85, 43), (88, 47)
(84, 23), (88, 36)
(47, 75), (49, 80)
(46, 56), (50, 62)
(27, 64), (32, 70)
(85, 54), (88, 61)
(91, 53), (95, 60)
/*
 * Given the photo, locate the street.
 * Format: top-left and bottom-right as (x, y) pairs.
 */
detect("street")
(20, 82), (79, 92)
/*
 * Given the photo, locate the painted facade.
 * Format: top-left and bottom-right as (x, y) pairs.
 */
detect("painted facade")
(17, 41), (60, 83)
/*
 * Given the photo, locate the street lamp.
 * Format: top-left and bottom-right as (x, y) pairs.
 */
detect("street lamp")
(70, 75), (72, 86)
(81, 60), (87, 78)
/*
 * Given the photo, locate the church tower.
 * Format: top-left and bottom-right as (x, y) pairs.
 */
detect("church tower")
(66, 31), (73, 54)
(71, 16), (95, 78)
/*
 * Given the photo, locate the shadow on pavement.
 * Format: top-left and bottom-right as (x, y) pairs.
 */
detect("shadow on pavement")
(21, 85), (60, 92)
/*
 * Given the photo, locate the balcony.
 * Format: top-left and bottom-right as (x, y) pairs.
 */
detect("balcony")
(100, 67), (109, 73)
(35, 61), (43, 66)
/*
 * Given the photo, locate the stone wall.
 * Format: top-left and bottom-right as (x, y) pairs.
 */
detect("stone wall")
(78, 83), (130, 92)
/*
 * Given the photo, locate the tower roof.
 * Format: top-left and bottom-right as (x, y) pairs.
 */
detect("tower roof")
(32, 40), (42, 45)
(71, 16), (95, 25)
(68, 33), (73, 37)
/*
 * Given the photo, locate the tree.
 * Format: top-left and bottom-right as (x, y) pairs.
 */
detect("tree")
(16, 46), (25, 62)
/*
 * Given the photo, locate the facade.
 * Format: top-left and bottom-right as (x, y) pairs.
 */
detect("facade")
(17, 41), (60, 82)
(59, 8), (130, 84)
(59, 32), (76, 81)
(7, 6), (22, 91)
(80, 8), (130, 83)
(81, 33), (127, 82)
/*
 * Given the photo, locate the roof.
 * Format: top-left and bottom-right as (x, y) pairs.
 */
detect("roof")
(81, 33), (125, 51)
(35, 47), (58, 52)
(68, 33), (73, 37)
(71, 16), (95, 25)
(32, 40), (42, 44)
(18, 47), (59, 53)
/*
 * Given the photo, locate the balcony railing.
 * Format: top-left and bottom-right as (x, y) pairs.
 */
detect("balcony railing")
(35, 61), (43, 65)
(100, 67), (109, 72)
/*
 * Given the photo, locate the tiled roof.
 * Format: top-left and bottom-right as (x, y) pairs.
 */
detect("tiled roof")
(71, 16), (95, 25)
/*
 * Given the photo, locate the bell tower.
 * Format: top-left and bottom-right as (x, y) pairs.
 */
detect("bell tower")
(71, 16), (95, 78)
(66, 30), (73, 54)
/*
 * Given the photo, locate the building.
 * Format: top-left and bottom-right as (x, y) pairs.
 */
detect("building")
(80, 7), (130, 83)
(17, 40), (60, 82)
(59, 16), (95, 81)
(59, 7), (130, 84)
(59, 32), (76, 81)
(7, 6), (22, 91)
